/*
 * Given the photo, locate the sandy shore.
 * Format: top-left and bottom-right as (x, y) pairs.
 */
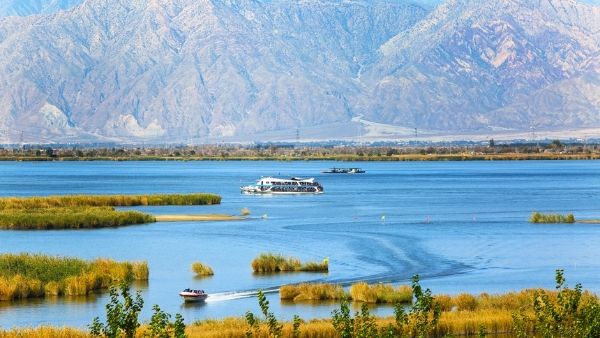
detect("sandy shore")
(154, 214), (247, 222)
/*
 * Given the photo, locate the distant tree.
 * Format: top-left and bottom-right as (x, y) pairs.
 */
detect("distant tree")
(489, 139), (495, 147)
(45, 147), (54, 157)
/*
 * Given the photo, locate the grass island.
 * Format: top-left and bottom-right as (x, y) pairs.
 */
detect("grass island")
(0, 194), (225, 230)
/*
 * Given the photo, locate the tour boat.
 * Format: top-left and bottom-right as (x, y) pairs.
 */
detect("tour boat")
(179, 289), (208, 302)
(321, 168), (365, 174)
(240, 176), (324, 194)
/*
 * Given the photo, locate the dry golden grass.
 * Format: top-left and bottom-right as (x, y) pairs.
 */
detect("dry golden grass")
(434, 293), (453, 311)
(280, 283), (347, 301)
(433, 309), (527, 337)
(453, 292), (478, 311)
(191, 261), (214, 275)
(350, 282), (412, 303)
(251, 253), (328, 272)
(0, 253), (148, 300)
(132, 260), (149, 280)
(187, 317), (339, 338)
(0, 326), (91, 338)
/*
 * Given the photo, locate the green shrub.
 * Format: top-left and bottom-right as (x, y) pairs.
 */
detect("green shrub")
(529, 212), (576, 223)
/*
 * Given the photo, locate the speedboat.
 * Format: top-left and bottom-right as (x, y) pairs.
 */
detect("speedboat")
(240, 176), (323, 194)
(179, 288), (208, 302)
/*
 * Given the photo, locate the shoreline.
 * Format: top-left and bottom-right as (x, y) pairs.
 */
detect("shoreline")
(154, 214), (247, 222)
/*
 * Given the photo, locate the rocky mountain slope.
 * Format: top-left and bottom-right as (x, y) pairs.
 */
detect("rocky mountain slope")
(0, 0), (82, 17)
(1, 0), (599, 143)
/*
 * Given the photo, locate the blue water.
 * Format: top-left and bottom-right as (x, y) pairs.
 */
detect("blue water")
(0, 160), (599, 329)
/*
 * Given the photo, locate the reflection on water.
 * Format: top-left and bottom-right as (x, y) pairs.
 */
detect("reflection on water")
(0, 160), (599, 328)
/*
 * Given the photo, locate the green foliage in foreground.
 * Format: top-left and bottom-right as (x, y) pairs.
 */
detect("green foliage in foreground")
(0, 206), (155, 229)
(529, 212), (575, 223)
(0, 253), (148, 300)
(0, 193), (221, 210)
(90, 280), (186, 338)
(513, 269), (600, 338)
(251, 253), (328, 272)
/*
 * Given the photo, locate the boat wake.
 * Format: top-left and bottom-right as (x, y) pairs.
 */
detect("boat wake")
(204, 288), (279, 302)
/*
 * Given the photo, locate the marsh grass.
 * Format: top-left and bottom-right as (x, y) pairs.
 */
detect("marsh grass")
(0, 325), (90, 338)
(0, 193), (220, 230)
(0, 253), (147, 300)
(0, 193), (221, 210)
(0, 206), (155, 229)
(251, 253), (328, 272)
(453, 293), (478, 311)
(191, 261), (214, 275)
(349, 282), (413, 304)
(529, 211), (575, 223)
(240, 207), (250, 216)
(280, 283), (348, 301)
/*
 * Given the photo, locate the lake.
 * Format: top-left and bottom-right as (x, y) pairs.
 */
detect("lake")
(0, 159), (599, 329)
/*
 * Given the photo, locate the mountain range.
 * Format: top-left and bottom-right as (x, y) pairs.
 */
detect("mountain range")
(1, 0), (600, 144)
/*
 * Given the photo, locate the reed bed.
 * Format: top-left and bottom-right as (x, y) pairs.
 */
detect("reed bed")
(529, 211), (575, 223)
(191, 261), (214, 275)
(280, 283), (348, 301)
(189, 317), (339, 338)
(433, 309), (524, 337)
(251, 253), (328, 272)
(0, 206), (155, 229)
(240, 207), (250, 216)
(0, 325), (91, 338)
(350, 282), (413, 304)
(0, 194), (221, 210)
(187, 310), (530, 338)
(0, 253), (148, 300)
(453, 292), (478, 311)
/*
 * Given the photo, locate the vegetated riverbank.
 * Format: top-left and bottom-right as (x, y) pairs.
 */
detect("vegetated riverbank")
(0, 194), (222, 229)
(1, 271), (596, 337)
(0, 253), (148, 301)
(1, 152), (599, 162)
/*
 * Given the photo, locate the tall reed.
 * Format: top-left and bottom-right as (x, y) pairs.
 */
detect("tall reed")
(280, 283), (348, 301)
(0, 325), (90, 338)
(0, 253), (148, 300)
(349, 282), (412, 303)
(0, 207), (155, 229)
(250, 253), (328, 272)
(529, 211), (575, 223)
(191, 261), (214, 275)
(0, 193), (222, 210)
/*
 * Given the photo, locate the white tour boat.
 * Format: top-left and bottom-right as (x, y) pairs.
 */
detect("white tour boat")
(240, 176), (324, 194)
(179, 288), (208, 302)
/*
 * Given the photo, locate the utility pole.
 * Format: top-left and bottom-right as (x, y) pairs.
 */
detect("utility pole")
(296, 128), (299, 148)
(414, 128), (418, 145)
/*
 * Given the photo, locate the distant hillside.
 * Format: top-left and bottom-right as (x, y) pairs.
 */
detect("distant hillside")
(0, 0), (81, 17)
(1, 0), (600, 144)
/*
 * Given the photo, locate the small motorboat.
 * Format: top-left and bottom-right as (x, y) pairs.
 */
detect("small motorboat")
(179, 288), (208, 302)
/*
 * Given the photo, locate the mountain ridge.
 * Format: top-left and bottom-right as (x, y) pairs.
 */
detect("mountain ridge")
(1, 0), (600, 144)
